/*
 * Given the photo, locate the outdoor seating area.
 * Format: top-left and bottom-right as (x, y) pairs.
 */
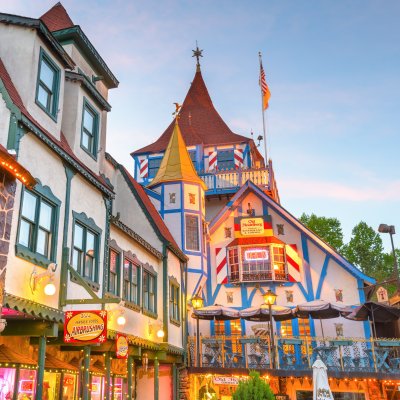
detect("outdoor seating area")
(188, 335), (400, 375)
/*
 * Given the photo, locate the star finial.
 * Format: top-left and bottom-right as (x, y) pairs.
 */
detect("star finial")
(192, 41), (203, 72)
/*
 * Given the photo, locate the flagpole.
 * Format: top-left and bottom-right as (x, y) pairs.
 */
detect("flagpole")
(258, 52), (268, 165)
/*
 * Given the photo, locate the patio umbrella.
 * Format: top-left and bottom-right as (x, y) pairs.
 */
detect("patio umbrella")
(312, 357), (334, 400)
(295, 300), (352, 338)
(192, 304), (240, 320)
(239, 304), (295, 322)
(344, 301), (400, 337)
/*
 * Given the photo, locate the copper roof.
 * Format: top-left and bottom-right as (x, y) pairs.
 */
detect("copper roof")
(40, 2), (74, 32)
(148, 121), (207, 190)
(0, 344), (36, 365)
(45, 354), (78, 372)
(132, 69), (261, 156)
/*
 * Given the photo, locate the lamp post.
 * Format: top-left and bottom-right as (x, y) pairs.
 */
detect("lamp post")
(263, 289), (277, 368)
(378, 224), (400, 293)
(191, 294), (204, 367)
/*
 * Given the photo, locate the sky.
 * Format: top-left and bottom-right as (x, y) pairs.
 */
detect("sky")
(2, 0), (400, 252)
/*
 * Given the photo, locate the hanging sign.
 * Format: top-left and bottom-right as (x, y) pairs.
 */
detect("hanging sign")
(64, 310), (107, 343)
(116, 334), (129, 358)
(234, 215), (273, 238)
(377, 286), (389, 303)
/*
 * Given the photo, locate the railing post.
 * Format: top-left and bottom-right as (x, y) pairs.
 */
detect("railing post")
(371, 337), (378, 372)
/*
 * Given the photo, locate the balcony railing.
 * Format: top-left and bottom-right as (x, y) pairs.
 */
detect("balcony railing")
(199, 168), (269, 195)
(188, 335), (400, 376)
(229, 270), (289, 283)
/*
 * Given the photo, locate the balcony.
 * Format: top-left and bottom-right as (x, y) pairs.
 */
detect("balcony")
(188, 335), (400, 378)
(199, 167), (270, 196)
(229, 270), (288, 283)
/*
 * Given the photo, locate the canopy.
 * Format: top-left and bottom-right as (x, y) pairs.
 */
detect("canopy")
(0, 344), (36, 366)
(344, 301), (400, 323)
(192, 305), (240, 320)
(295, 300), (352, 319)
(239, 304), (295, 322)
(45, 354), (78, 373)
(313, 358), (334, 400)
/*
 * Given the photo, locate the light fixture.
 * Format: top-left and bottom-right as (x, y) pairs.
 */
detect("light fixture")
(116, 314), (126, 326)
(148, 320), (164, 339)
(191, 294), (204, 310)
(156, 328), (165, 338)
(262, 289), (277, 306)
(30, 263), (57, 295)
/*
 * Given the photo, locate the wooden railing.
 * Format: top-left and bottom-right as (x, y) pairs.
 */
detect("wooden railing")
(188, 335), (400, 374)
(199, 168), (269, 194)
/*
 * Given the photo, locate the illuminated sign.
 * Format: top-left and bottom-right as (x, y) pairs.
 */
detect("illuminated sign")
(244, 249), (269, 261)
(234, 215), (273, 238)
(116, 334), (129, 359)
(64, 310), (107, 344)
(213, 376), (239, 385)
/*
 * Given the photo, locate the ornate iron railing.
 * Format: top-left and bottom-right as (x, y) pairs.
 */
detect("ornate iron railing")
(188, 335), (400, 374)
(199, 168), (269, 194)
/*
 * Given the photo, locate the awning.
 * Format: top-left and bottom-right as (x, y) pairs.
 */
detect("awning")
(3, 293), (64, 323)
(0, 344), (36, 366)
(227, 236), (285, 247)
(45, 354), (78, 373)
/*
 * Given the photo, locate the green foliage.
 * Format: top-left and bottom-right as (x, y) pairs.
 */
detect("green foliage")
(299, 213), (344, 251)
(341, 221), (384, 277)
(232, 371), (275, 400)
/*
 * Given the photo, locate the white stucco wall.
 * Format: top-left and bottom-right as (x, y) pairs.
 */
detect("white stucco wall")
(0, 95), (11, 148)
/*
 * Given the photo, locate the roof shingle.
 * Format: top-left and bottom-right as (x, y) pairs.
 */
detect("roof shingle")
(40, 2), (74, 32)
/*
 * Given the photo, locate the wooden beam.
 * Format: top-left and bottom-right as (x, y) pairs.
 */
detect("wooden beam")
(65, 298), (121, 305)
(3, 320), (58, 337)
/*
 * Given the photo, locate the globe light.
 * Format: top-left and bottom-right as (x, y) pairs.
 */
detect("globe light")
(156, 328), (165, 338)
(117, 315), (126, 326)
(44, 282), (56, 296)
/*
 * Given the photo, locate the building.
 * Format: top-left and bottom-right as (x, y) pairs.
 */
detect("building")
(0, 3), (185, 400)
(131, 52), (400, 400)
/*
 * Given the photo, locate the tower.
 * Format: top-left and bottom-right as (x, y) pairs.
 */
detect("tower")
(147, 118), (208, 299)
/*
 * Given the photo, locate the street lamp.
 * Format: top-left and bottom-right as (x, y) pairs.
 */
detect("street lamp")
(263, 289), (277, 368)
(191, 294), (204, 367)
(378, 224), (400, 293)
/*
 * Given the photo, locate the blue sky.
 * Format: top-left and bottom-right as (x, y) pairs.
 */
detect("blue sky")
(2, 0), (400, 252)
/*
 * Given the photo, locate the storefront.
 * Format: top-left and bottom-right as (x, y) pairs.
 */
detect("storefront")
(0, 344), (38, 400)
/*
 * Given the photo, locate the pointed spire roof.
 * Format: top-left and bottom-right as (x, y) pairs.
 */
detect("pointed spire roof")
(40, 2), (74, 32)
(148, 120), (207, 190)
(132, 67), (263, 164)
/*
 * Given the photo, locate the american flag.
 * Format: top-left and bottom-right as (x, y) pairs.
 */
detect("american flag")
(260, 62), (271, 110)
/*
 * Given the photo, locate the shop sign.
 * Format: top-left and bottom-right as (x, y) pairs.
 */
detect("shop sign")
(234, 215), (273, 238)
(377, 286), (389, 303)
(275, 395), (289, 400)
(116, 334), (129, 358)
(244, 248), (269, 261)
(64, 310), (107, 343)
(213, 376), (239, 385)
(63, 376), (75, 386)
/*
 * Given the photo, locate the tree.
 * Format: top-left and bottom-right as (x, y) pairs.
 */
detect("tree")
(342, 221), (384, 277)
(299, 213), (344, 251)
(232, 371), (275, 400)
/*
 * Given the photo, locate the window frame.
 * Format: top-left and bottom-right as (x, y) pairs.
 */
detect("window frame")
(35, 48), (61, 121)
(185, 213), (200, 252)
(227, 244), (289, 283)
(122, 255), (141, 308)
(148, 157), (162, 179)
(142, 265), (157, 318)
(80, 98), (100, 159)
(71, 212), (102, 284)
(16, 183), (60, 268)
(217, 149), (235, 171)
(169, 277), (180, 326)
(108, 248), (121, 297)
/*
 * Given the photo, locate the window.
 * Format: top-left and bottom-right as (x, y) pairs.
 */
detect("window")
(189, 151), (196, 167)
(185, 214), (200, 251)
(108, 250), (120, 296)
(227, 245), (288, 283)
(81, 100), (99, 158)
(214, 320), (225, 336)
(17, 188), (58, 262)
(123, 258), (140, 305)
(36, 49), (60, 119)
(148, 158), (162, 179)
(280, 320), (293, 337)
(143, 269), (156, 314)
(217, 150), (234, 170)
(169, 282), (180, 323)
(72, 220), (99, 282)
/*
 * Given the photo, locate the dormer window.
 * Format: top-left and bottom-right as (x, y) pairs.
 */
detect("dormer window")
(217, 150), (234, 170)
(35, 49), (60, 120)
(81, 99), (99, 159)
(148, 158), (162, 179)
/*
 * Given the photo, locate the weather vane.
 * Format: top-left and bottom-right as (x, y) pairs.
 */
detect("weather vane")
(172, 102), (181, 120)
(192, 41), (203, 71)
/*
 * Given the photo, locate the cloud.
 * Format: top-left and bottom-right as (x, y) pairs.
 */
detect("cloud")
(280, 178), (400, 202)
